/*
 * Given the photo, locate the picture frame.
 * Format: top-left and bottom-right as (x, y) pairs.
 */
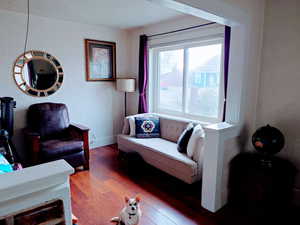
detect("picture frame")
(84, 39), (116, 81)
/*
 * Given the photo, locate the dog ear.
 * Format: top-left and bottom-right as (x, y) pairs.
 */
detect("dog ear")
(125, 196), (129, 203)
(135, 195), (141, 202)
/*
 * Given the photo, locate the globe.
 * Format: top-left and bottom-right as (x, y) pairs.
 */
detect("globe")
(252, 125), (285, 155)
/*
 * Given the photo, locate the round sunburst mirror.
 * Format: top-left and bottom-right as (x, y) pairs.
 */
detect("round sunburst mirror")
(13, 50), (64, 97)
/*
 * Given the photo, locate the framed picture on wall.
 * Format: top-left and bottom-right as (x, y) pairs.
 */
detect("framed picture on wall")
(85, 39), (116, 81)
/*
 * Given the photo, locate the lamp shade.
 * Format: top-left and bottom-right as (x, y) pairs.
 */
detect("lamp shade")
(116, 78), (136, 92)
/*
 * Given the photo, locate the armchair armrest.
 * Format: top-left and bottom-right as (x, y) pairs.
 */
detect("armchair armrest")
(23, 128), (41, 165)
(69, 124), (90, 139)
(23, 128), (41, 138)
(69, 123), (90, 132)
(68, 123), (90, 170)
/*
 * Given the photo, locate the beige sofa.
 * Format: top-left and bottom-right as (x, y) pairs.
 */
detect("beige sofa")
(117, 113), (207, 184)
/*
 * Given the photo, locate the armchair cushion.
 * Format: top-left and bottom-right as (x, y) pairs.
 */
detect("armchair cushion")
(28, 103), (70, 140)
(41, 139), (83, 159)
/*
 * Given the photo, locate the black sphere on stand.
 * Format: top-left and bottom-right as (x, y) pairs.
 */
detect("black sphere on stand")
(252, 124), (285, 167)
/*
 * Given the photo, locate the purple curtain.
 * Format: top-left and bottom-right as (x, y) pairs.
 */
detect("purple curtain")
(222, 26), (231, 122)
(138, 35), (149, 113)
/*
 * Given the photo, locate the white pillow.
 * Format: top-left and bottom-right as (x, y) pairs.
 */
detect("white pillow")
(122, 117), (130, 134)
(192, 131), (205, 163)
(128, 116), (136, 136)
(187, 124), (205, 162)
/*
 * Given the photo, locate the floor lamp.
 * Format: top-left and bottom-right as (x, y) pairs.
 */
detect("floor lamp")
(117, 78), (136, 117)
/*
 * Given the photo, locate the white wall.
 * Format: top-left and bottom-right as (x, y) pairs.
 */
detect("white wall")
(0, 9), (130, 161)
(257, 0), (300, 192)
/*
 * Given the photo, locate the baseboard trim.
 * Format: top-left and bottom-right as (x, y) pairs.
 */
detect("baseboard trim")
(91, 135), (116, 148)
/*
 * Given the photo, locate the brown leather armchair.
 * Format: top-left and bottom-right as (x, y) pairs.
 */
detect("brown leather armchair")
(24, 103), (90, 169)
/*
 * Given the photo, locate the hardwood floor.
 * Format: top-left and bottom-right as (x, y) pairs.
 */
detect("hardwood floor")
(70, 145), (299, 225)
(70, 145), (217, 225)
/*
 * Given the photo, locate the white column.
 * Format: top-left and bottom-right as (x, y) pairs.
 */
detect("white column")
(201, 122), (240, 212)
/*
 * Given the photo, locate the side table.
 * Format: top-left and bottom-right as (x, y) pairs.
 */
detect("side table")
(228, 152), (297, 216)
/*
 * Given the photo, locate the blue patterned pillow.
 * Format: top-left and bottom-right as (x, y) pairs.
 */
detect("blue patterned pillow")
(0, 154), (13, 174)
(135, 117), (160, 138)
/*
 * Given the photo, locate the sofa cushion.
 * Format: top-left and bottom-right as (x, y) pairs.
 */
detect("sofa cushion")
(41, 139), (83, 159)
(160, 117), (190, 143)
(117, 134), (198, 179)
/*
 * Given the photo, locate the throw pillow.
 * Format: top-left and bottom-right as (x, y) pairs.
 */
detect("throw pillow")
(128, 116), (136, 137)
(187, 124), (205, 162)
(135, 117), (160, 138)
(177, 123), (194, 153)
(122, 117), (130, 135)
(0, 154), (13, 174)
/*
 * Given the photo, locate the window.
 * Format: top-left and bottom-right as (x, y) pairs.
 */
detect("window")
(150, 39), (224, 122)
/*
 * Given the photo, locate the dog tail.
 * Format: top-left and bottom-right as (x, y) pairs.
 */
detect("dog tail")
(110, 217), (120, 223)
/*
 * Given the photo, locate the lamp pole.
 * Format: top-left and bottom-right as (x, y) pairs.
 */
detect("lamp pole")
(124, 92), (127, 117)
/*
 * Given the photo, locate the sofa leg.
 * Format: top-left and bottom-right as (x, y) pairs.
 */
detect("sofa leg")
(117, 150), (126, 160)
(83, 161), (90, 170)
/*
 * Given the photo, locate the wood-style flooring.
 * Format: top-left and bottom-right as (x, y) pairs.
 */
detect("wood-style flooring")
(70, 145), (299, 225)
(70, 145), (217, 225)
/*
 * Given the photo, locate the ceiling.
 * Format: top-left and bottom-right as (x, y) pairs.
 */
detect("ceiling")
(0, 0), (185, 29)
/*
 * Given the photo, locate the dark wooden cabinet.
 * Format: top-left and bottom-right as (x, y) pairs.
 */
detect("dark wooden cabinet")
(0, 200), (65, 225)
(228, 152), (297, 217)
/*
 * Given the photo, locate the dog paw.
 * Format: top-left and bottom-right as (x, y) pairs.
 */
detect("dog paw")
(110, 217), (120, 222)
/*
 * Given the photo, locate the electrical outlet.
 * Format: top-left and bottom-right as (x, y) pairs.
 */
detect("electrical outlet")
(89, 133), (97, 145)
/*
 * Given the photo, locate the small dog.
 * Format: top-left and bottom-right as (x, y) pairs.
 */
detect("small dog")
(111, 196), (142, 225)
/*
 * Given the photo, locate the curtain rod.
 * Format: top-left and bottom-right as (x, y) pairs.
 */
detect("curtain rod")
(148, 22), (217, 38)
